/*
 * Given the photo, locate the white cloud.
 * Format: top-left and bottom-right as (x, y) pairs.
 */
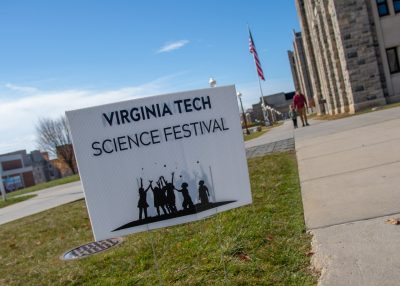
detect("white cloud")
(157, 40), (189, 53)
(5, 83), (39, 93)
(0, 75), (183, 154)
(0, 75), (293, 154)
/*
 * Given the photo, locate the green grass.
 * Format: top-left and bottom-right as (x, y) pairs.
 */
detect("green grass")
(0, 153), (317, 285)
(0, 194), (36, 209)
(243, 127), (269, 141)
(7, 174), (80, 198)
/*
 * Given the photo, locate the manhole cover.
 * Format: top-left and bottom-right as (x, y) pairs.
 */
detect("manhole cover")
(61, 237), (123, 260)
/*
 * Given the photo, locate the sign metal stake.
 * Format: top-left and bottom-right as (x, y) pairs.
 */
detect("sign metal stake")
(215, 208), (229, 285)
(146, 225), (163, 286)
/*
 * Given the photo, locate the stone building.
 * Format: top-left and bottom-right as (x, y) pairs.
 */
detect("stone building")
(288, 31), (314, 108)
(290, 0), (400, 115)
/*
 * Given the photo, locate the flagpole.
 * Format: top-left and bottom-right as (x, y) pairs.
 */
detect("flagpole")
(248, 24), (271, 125)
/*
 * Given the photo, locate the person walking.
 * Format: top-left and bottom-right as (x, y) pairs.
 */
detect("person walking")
(293, 91), (310, 127)
(289, 104), (298, 129)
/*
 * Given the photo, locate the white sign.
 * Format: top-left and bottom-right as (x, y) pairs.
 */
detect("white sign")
(66, 85), (252, 241)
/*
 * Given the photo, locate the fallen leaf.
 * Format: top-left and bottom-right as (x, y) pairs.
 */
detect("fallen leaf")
(266, 235), (274, 242)
(385, 218), (400, 225)
(237, 252), (252, 261)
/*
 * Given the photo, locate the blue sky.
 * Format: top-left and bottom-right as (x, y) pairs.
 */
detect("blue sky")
(0, 0), (300, 154)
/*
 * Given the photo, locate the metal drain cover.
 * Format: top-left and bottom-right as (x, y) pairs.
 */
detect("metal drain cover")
(61, 237), (123, 260)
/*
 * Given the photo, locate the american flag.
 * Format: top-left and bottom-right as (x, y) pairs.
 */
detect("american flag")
(249, 29), (265, 81)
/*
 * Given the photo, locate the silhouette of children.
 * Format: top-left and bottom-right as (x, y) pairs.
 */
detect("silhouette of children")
(137, 178), (151, 220)
(157, 177), (171, 214)
(149, 180), (168, 216)
(198, 180), (210, 205)
(161, 173), (177, 213)
(175, 182), (195, 210)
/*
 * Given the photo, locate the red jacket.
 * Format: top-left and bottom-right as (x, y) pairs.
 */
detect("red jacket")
(293, 93), (307, 109)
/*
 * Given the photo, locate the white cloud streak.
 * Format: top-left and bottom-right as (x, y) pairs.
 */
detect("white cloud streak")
(0, 75), (292, 154)
(5, 83), (39, 93)
(157, 40), (189, 53)
(0, 76), (181, 154)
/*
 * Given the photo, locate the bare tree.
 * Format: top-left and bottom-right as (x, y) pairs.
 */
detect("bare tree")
(36, 116), (77, 175)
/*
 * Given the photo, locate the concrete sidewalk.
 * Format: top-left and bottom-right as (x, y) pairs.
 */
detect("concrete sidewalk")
(244, 120), (295, 148)
(295, 107), (400, 286)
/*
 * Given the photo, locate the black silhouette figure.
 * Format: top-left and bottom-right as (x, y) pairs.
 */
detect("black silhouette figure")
(175, 182), (195, 210)
(161, 173), (177, 213)
(198, 180), (210, 205)
(137, 178), (151, 220)
(157, 178), (171, 214)
(149, 180), (168, 216)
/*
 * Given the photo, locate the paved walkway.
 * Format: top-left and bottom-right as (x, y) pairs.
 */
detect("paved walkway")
(246, 138), (295, 159)
(0, 181), (84, 225)
(295, 107), (400, 286)
(245, 120), (294, 149)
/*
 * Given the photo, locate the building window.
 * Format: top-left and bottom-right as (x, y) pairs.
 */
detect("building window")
(386, 47), (400, 74)
(376, 0), (390, 16)
(394, 0), (400, 13)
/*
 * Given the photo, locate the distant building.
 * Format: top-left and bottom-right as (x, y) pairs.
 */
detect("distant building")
(252, 102), (264, 123)
(290, 0), (400, 115)
(288, 31), (314, 108)
(239, 111), (253, 127)
(30, 151), (60, 184)
(0, 149), (62, 192)
(0, 150), (35, 191)
(288, 50), (300, 90)
(252, 92), (297, 122)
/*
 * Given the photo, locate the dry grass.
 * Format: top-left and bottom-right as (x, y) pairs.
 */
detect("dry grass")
(314, 102), (400, 121)
(0, 153), (317, 286)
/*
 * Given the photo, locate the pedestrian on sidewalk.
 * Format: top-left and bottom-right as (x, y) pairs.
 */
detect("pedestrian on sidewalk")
(289, 104), (298, 129)
(293, 91), (310, 127)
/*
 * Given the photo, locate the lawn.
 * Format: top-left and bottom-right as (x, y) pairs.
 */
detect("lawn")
(7, 174), (80, 198)
(0, 153), (317, 286)
(0, 195), (36, 209)
(243, 127), (269, 141)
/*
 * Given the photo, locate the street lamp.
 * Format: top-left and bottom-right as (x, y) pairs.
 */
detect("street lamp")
(209, 77), (217, 88)
(237, 92), (250, 135)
